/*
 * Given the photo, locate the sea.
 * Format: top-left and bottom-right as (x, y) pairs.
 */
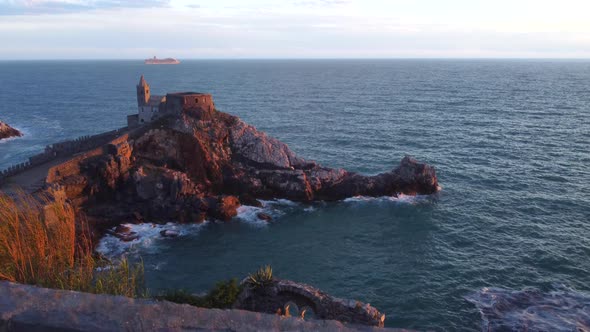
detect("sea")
(0, 60), (589, 331)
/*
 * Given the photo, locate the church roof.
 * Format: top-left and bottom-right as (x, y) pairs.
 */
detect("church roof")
(147, 95), (165, 107)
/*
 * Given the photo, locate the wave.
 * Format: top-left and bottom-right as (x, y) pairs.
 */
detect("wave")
(342, 193), (435, 205)
(96, 222), (207, 260)
(235, 199), (306, 227)
(465, 286), (590, 332)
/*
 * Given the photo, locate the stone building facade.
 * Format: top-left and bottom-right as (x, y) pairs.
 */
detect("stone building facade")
(128, 75), (215, 127)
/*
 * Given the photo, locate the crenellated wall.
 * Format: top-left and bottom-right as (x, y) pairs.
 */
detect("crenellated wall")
(0, 128), (127, 185)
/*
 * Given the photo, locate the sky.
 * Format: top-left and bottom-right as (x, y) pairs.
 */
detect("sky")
(0, 0), (589, 59)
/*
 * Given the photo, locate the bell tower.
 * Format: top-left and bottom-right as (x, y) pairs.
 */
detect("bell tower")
(136, 75), (150, 106)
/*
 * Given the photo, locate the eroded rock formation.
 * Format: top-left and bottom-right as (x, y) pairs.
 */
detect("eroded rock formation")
(42, 106), (438, 235)
(0, 121), (22, 140)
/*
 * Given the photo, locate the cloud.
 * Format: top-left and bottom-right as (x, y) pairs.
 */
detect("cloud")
(0, 0), (170, 15)
(291, 0), (351, 8)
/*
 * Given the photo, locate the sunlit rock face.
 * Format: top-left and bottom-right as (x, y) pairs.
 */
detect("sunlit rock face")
(43, 103), (439, 235)
(0, 121), (22, 140)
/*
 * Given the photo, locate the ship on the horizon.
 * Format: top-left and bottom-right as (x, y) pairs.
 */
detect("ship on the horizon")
(144, 56), (180, 65)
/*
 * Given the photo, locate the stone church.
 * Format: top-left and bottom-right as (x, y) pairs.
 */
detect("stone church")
(128, 75), (215, 127)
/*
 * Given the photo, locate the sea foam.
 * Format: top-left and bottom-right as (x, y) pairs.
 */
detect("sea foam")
(235, 199), (301, 227)
(96, 222), (207, 260)
(465, 286), (590, 332)
(342, 193), (434, 205)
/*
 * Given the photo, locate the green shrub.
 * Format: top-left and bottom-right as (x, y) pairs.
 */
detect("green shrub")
(205, 278), (241, 308)
(246, 265), (273, 288)
(157, 278), (241, 309)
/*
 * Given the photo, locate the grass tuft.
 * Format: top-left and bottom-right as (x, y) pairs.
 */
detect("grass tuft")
(0, 191), (145, 297)
(246, 265), (273, 289)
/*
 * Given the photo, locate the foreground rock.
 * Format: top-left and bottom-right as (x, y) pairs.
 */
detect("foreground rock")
(0, 281), (406, 332)
(0, 121), (22, 140)
(235, 279), (386, 328)
(40, 103), (438, 236)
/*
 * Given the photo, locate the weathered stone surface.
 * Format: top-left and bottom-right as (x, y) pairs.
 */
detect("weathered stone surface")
(235, 279), (387, 328)
(0, 121), (22, 140)
(0, 281), (408, 332)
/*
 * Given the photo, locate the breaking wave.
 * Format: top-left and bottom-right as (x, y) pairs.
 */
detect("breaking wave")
(96, 222), (207, 260)
(465, 286), (590, 332)
(235, 199), (307, 227)
(342, 193), (435, 205)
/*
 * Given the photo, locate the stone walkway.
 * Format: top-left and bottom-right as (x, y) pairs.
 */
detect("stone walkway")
(0, 156), (70, 194)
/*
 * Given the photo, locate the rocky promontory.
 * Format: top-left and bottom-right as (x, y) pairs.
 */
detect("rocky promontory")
(0, 121), (22, 140)
(41, 106), (438, 235)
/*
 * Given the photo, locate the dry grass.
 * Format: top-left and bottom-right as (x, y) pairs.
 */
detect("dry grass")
(0, 191), (145, 297)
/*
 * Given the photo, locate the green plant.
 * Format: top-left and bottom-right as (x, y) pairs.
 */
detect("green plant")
(205, 278), (241, 308)
(246, 265), (273, 288)
(94, 258), (147, 298)
(156, 278), (241, 309)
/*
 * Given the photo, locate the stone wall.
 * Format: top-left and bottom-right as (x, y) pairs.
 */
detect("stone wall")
(235, 279), (387, 328)
(0, 282), (403, 332)
(46, 134), (130, 184)
(0, 128), (127, 185)
(166, 93), (215, 115)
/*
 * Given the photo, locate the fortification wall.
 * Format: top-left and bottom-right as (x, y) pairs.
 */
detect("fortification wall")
(46, 134), (130, 184)
(0, 128), (127, 185)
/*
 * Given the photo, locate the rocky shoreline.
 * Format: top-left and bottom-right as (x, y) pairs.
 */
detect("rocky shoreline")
(37, 106), (438, 240)
(0, 121), (22, 140)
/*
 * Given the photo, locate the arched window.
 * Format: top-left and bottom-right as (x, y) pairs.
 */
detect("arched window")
(195, 98), (199, 103)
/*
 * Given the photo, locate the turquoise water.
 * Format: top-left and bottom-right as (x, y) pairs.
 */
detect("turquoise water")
(1, 60), (589, 331)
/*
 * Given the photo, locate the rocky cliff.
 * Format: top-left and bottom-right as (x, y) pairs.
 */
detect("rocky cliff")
(0, 121), (22, 140)
(43, 107), (438, 235)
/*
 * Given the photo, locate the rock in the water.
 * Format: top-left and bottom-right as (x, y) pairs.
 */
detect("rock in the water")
(114, 225), (131, 234)
(117, 232), (139, 242)
(257, 212), (272, 222)
(0, 121), (22, 140)
(210, 196), (241, 221)
(160, 229), (180, 238)
(239, 194), (263, 207)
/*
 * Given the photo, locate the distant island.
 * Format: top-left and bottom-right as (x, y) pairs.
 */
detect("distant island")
(144, 56), (180, 65)
(0, 120), (22, 140)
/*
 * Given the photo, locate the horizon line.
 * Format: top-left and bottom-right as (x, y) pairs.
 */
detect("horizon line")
(1, 57), (590, 61)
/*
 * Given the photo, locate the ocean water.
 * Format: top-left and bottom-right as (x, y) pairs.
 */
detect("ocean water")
(1, 60), (590, 331)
